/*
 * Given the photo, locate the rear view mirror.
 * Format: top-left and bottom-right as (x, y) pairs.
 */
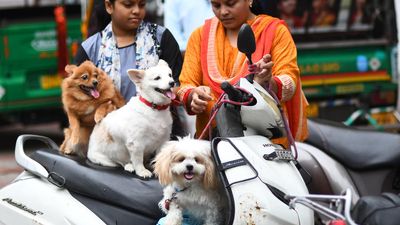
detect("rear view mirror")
(238, 23), (256, 64)
(237, 23), (256, 83)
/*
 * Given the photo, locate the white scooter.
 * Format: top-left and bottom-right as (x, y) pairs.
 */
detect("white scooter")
(0, 24), (356, 225)
(0, 78), (315, 225)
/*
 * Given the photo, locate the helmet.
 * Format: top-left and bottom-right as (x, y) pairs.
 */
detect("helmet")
(239, 78), (286, 139)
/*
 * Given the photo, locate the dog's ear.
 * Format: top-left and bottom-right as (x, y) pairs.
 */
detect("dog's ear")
(157, 59), (169, 67)
(153, 141), (177, 185)
(127, 69), (145, 84)
(203, 154), (218, 190)
(65, 64), (77, 76)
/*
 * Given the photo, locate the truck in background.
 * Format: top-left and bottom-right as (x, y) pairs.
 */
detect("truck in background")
(0, 0), (166, 128)
(261, 0), (399, 130)
(0, 1), (82, 126)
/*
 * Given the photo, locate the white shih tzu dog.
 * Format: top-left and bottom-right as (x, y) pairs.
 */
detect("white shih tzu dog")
(153, 137), (226, 225)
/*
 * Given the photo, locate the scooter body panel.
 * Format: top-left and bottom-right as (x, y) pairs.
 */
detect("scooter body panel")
(296, 142), (361, 204)
(297, 141), (400, 206)
(0, 171), (105, 225)
(214, 135), (313, 225)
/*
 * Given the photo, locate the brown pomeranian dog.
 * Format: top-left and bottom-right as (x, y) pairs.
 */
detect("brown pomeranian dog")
(60, 60), (125, 156)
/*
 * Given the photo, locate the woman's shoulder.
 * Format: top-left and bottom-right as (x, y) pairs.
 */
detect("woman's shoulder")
(256, 15), (291, 32)
(82, 32), (101, 49)
(255, 14), (283, 24)
(81, 33), (102, 61)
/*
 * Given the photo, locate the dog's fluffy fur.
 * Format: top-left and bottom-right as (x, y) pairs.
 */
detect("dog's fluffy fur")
(87, 60), (175, 178)
(154, 137), (226, 225)
(60, 60), (125, 156)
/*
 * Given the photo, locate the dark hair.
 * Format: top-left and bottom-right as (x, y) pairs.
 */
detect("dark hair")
(250, 0), (264, 15)
(88, 0), (111, 36)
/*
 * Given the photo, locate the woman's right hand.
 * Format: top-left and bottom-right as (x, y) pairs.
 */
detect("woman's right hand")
(188, 86), (212, 114)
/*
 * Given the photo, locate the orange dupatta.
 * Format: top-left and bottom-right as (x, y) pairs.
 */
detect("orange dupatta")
(200, 16), (281, 96)
(200, 15), (308, 141)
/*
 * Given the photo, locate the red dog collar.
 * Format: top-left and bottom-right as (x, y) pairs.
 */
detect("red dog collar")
(139, 96), (170, 110)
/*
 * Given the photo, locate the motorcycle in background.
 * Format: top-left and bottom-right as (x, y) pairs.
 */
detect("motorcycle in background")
(296, 118), (400, 224)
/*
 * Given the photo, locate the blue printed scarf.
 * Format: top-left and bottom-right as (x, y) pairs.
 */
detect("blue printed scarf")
(96, 21), (160, 90)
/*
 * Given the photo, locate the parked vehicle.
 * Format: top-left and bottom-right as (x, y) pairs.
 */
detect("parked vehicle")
(297, 118), (400, 215)
(0, 2), (81, 126)
(261, 0), (399, 129)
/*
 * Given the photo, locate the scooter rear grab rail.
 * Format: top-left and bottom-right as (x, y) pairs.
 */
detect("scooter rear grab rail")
(286, 188), (358, 225)
(15, 134), (58, 179)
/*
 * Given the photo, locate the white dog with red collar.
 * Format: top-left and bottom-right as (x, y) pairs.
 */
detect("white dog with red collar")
(87, 60), (175, 178)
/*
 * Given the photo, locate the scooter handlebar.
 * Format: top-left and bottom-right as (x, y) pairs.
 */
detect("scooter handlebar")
(220, 81), (243, 102)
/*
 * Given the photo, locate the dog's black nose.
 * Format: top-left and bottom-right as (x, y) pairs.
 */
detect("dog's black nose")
(93, 80), (98, 87)
(186, 165), (193, 171)
(169, 81), (175, 88)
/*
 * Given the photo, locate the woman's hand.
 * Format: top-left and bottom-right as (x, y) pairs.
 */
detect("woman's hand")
(188, 86), (212, 114)
(249, 54), (274, 86)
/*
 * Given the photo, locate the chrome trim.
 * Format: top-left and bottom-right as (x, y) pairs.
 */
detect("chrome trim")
(287, 189), (358, 225)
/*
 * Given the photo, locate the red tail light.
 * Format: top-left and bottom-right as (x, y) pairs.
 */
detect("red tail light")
(328, 219), (346, 225)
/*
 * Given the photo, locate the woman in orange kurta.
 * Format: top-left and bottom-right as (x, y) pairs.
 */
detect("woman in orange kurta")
(177, 0), (308, 142)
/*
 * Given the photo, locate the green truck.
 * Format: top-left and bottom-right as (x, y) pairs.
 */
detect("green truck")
(298, 41), (398, 123)
(261, 0), (399, 128)
(0, 5), (81, 125)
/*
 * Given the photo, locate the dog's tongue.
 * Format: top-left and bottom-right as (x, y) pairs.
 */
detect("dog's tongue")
(165, 90), (176, 100)
(184, 172), (194, 180)
(90, 89), (100, 99)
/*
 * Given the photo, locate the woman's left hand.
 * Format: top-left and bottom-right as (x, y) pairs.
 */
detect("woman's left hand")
(249, 54), (274, 87)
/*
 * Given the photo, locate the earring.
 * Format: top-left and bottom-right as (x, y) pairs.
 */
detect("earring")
(249, 1), (253, 8)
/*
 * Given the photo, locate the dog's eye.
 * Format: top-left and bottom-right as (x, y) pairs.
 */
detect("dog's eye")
(177, 156), (185, 162)
(81, 74), (88, 80)
(154, 76), (161, 80)
(195, 157), (204, 164)
(168, 73), (172, 78)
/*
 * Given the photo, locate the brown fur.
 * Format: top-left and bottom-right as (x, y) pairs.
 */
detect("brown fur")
(60, 61), (125, 156)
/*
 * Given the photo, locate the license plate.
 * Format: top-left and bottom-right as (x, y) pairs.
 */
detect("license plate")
(40, 74), (62, 89)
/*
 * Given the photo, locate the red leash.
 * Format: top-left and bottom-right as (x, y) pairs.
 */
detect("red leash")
(197, 83), (298, 160)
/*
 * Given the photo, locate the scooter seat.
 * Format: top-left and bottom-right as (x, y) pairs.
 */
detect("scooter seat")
(306, 119), (400, 170)
(29, 148), (163, 225)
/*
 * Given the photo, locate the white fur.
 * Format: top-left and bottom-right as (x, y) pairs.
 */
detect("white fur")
(87, 60), (174, 178)
(154, 137), (226, 225)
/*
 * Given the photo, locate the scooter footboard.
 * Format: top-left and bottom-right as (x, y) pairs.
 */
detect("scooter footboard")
(211, 136), (314, 225)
